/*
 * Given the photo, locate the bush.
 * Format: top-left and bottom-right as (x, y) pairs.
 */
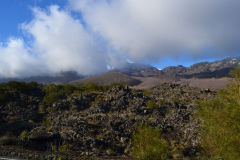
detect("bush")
(58, 144), (70, 152)
(146, 100), (156, 109)
(42, 84), (63, 104)
(197, 67), (240, 159)
(108, 82), (127, 89)
(19, 130), (28, 142)
(42, 83), (108, 104)
(131, 123), (172, 160)
(143, 90), (153, 96)
(157, 99), (165, 106)
(3, 81), (39, 94)
(42, 82), (129, 105)
(0, 136), (17, 145)
(173, 97), (181, 105)
(0, 92), (8, 104)
(0, 81), (40, 104)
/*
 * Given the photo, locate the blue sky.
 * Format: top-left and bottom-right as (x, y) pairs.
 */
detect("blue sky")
(0, 0), (239, 78)
(0, 0), (67, 42)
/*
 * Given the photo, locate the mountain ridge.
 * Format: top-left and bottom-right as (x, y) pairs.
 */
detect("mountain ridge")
(0, 57), (239, 89)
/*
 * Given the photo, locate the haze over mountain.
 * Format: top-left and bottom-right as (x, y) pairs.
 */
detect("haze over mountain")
(0, 57), (231, 89)
(0, 57), (239, 89)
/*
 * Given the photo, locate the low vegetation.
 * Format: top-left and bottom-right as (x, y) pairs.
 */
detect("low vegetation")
(197, 67), (240, 159)
(131, 123), (173, 160)
(0, 81), (40, 104)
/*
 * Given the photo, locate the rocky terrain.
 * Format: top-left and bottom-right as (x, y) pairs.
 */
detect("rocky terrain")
(0, 81), (217, 159)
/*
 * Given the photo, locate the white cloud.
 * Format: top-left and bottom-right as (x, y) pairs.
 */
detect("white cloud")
(0, 38), (43, 78)
(0, 5), (110, 78)
(23, 5), (108, 76)
(70, 0), (240, 60)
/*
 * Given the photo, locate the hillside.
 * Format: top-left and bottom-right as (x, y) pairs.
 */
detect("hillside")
(69, 72), (141, 86)
(69, 58), (239, 90)
(161, 58), (240, 78)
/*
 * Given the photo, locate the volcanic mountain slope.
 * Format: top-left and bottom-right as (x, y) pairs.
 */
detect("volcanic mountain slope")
(125, 58), (240, 78)
(70, 58), (239, 89)
(161, 58), (240, 78)
(70, 72), (141, 86)
(118, 58), (240, 89)
(112, 63), (162, 77)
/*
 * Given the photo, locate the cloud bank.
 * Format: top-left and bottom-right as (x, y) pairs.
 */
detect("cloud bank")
(23, 6), (109, 76)
(70, 0), (240, 59)
(1, 0), (240, 78)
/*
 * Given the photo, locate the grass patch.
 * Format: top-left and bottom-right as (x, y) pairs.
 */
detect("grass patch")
(131, 123), (172, 160)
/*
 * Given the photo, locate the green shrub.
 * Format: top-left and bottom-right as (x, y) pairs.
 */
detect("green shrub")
(58, 144), (70, 152)
(173, 97), (181, 105)
(0, 92), (8, 104)
(63, 84), (75, 95)
(42, 82), (109, 104)
(42, 84), (63, 104)
(197, 67), (240, 159)
(143, 90), (153, 96)
(3, 81), (38, 94)
(81, 82), (105, 92)
(157, 99), (165, 106)
(51, 144), (57, 152)
(146, 100), (156, 109)
(39, 104), (46, 113)
(42, 82), (129, 104)
(19, 130), (28, 142)
(42, 92), (62, 104)
(131, 123), (172, 160)
(0, 81), (39, 104)
(108, 82), (127, 89)
(42, 117), (51, 126)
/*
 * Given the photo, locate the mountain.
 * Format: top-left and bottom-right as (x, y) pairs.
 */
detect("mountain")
(112, 63), (161, 77)
(0, 71), (83, 84)
(161, 58), (240, 78)
(112, 58), (240, 79)
(0, 58), (239, 89)
(114, 58), (240, 89)
(70, 72), (141, 86)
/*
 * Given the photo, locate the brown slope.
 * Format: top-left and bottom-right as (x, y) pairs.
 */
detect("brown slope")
(179, 78), (231, 90)
(132, 76), (177, 89)
(69, 72), (141, 86)
(132, 77), (231, 90)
